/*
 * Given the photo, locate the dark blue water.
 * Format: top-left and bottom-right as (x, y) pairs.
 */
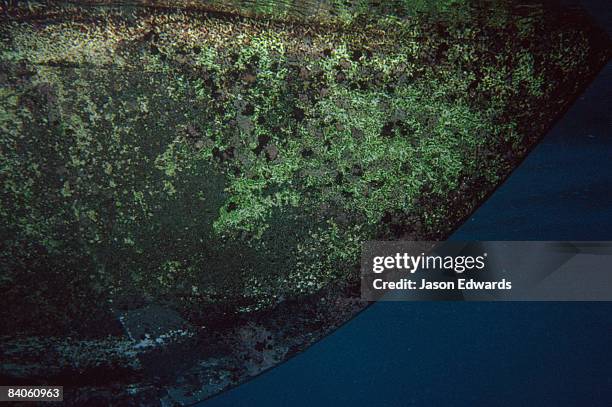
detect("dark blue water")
(452, 73), (612, 241)
(200, 6), (612, 406)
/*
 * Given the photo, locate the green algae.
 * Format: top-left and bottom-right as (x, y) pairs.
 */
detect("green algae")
(1, 1), (610, 330)
(0, 2), (610, 401)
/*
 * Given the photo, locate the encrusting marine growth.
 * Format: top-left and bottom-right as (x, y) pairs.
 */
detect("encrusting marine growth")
(0, 0), (609, 404)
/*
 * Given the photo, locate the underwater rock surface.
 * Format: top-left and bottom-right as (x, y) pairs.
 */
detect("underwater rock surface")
(0, 0), (610, 404)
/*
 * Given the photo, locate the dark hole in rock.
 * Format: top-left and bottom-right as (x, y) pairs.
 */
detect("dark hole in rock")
(292, 107), (305, 121)
(213, 146), (235, 163)
(224, 146), (235, 160)
(381, 211), (393, 223)
(381, 122), (395, 137)
(254, 134), (270, 155)
(301, 148), (314, 158)
(243, 103), (255, 116)
(341, 190), (353, 198)
(335, 172), (344, 184)
(370, 180), (384, 189)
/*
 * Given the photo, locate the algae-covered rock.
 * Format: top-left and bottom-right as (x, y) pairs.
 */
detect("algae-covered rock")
(0, 0), (609, 404)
